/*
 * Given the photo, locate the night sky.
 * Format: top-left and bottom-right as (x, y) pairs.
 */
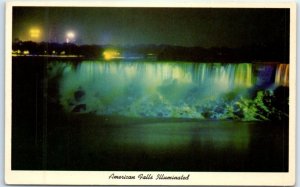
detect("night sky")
(13, 7), (290, 48)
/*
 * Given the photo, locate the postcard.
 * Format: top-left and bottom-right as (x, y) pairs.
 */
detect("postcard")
(5, 1), (296, 185)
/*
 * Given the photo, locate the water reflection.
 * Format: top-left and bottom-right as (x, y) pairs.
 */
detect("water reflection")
(107, 121), (250, 154)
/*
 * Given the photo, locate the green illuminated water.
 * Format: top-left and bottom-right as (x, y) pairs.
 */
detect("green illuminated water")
(47, 61), (288, 120)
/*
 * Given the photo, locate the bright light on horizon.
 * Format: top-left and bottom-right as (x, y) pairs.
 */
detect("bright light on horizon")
(29, 28), (41, 39)
(67, 31), (75, 39)
(66, 31), (76, 43)
(103, 49), (120, 60)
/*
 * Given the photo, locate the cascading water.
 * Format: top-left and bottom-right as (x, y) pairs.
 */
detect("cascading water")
(275, 64), (289, 87)
(48, 61), (289, 120)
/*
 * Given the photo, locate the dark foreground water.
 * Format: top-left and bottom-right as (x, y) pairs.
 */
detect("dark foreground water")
(11, 58), (288, 171)
(12, 113), (288, 171)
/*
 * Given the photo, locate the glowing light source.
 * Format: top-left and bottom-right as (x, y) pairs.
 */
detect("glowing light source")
(66, 31), (76, 43)
(29, 28), (40, 38)
(23, 50), (30, 55)
(103, 49), (121, 60)
(67, 31), (75, 39)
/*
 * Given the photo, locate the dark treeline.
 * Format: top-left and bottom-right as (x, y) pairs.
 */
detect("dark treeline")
(12, 41), (289, 63)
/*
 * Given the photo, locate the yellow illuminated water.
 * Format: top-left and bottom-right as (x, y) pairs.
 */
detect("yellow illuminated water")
(275, 64), (289, 87)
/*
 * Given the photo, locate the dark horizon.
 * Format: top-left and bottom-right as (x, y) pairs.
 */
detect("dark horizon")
(13, 7), (290, 49)
(12, 40), (289, 62)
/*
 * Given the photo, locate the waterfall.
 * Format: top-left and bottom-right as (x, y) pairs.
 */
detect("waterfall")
(275, 64), (289, 87)
(62, 61), (254, 90)
(49, 61), (289, 119)
(192, 63), (253, 88)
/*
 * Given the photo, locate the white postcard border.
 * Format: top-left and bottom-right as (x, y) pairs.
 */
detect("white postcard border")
(5, 1), (296, 185)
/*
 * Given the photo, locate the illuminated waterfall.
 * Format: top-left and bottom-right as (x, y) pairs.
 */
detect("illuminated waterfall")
(64, 62), (254, 90)
(275, 64), (289, 87)
(50, 61), (288, 119)
(192, 63), (253, 88)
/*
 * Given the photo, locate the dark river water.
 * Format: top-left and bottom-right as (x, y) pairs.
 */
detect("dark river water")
(11, 58), (289, 171)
